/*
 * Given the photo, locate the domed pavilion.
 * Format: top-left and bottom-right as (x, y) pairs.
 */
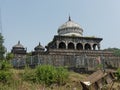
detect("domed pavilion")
(11, 41), (26, 58)
(46, 16), (102, 55)
(32, 42), (45, 55)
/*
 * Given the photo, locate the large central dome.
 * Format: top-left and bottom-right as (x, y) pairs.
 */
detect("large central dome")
(58, 17), (83, 37)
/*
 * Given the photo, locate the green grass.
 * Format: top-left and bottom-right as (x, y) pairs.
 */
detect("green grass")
(0, 68), (119, 90)
(0, 69), (85, 90)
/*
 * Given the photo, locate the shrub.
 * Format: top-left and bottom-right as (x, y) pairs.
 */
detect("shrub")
(20, 66), (36, 83)
(0, 70), (12, 83)
(35, 65), (69, 85)
(56, 67), (69, 85)
(35, 65), (57, 85)
(0, 60), (12, 71)
(21, 65), (69, 86)
(116, 68), (120, 81)
(0, 61), (12, 83)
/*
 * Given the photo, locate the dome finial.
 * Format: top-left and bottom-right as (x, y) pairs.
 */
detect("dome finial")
(18, 40), (20, 44)
(68, 14), (71, 21)
(39, 42), (41, 46)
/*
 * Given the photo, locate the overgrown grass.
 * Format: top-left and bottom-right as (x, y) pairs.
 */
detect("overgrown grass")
(116, 68), (120, 81)
(0, 62), (120, 90)
(20, 65), (69, 86)
(0, 63), (84, 90)
(0, 61), (13, 84)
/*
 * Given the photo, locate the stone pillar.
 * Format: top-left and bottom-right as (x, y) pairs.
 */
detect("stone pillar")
(74, 43), (76, 50)
(66, 42), (68, 49)
(56, 41), (59, 49)
(90, 43), (93, 50)
(83, 43), (85, 50)
(98, 44), (100, 50)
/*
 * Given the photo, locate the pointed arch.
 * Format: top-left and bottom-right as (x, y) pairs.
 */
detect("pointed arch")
(76, 43), (83, 50)
(68, 42), (75, 49)
(85, 43), (91, 50)
(59, 42), (66, 49)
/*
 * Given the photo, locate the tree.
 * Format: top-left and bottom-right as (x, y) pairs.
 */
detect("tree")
(104, 48), (120, 56)
(6, 52), (14, 61)
(0, 33), (5, 60)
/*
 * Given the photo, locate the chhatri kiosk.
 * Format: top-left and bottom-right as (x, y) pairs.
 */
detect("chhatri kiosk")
(46, 16), (102, 55)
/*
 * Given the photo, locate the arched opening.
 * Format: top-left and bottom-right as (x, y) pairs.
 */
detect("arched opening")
(59, 42), (66, 49)
(93, 44), (97, 50)
(85, 43), (91, 50)
(76, 43), (83, 50)
(50, 42), (57, 49)
(68, 42), (75, 49)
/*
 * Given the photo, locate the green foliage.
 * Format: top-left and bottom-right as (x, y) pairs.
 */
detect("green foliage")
(21, 65), (69, 86)
(6, 52), (14, 60)
(116, 68), (120, 81)
(21, 66), (36, 83)
(35, 65), (57, 85)
(0, 33), (5, 60)
(95, 64), (103, 70)
(0, 70), (12, 83)
(0, 61), (12, 83)
(36, 65), (69, 85)
(104, 48), (120, 56)
(113, 49), (120, 56)
(0, 60), (12, 71)
(56, 67), (69, 85)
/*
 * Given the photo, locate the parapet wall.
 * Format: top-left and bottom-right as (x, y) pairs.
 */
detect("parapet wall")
(11, 54), (120, 71)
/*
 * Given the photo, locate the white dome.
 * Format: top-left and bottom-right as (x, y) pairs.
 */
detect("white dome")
(58, 17), (83, 36)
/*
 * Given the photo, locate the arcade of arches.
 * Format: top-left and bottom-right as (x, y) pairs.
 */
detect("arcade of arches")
(58, 42), (99, 50)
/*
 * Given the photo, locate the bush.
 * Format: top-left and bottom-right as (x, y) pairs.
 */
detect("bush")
(0, 60), (12, 71)
(116, 68), (120, 81)
(35, 65), (57, 85)
(0, 70), (12, 83)
(20, 66), (36, 83)
(21, 65), (69, 86)
(0, 61), (12, 83)
(36, 65), (69, 85)
(56, 67), (69, 85)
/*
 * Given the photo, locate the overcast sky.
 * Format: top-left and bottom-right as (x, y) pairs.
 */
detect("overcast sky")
(0, 0), (120, 52)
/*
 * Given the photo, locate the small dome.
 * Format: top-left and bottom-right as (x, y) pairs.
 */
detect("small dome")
(58, 16), (83, 36)
(34, 42), (45, 51)
(13, 41), (24, 49)
(11, 41), (26, 54)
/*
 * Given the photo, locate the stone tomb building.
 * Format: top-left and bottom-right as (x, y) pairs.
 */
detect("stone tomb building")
(46, 16), (102, 52)
(11, 41), (26, 58)
(11, 17), (120, 70)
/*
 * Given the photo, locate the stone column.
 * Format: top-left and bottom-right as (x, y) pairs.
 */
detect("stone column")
(83, 43), (85, 50)
(66, 42), (68, 49)
(98, 44), (100, 50)
(56, 41), (59, 49)
(74, 43), (76, 50)
(90, 43), (93, 50)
